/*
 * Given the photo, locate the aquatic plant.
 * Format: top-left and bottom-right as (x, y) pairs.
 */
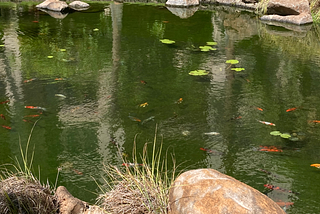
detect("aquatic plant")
(310, 0), (320, 23)
(231, 68), (245, 72)
(188, 70), (209, 76)
(199, 46), (216, 52)
(206, 42), (217, 46)
(226, 59), (239, 64)
(97, 126), (177, 214)
(160, 39), (175, 44)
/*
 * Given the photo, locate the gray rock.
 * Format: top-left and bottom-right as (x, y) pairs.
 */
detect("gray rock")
(36, 0), (59, 9)
(166, 6), (198, 18)
(46, 1), (68, 12)
(166, 0), (199, 7)
(168, 169), (286, 214)
(261, 0), (313, 25)
(69, 1), (90, 11)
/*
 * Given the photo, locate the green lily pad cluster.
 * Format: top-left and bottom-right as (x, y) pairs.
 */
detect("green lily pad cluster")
(199, 46), (216, 52)
(189, 70), (209, 76)
(206, 41), (217, 46)
(160, 39), (175, 44)
(270, 131), (291, 139)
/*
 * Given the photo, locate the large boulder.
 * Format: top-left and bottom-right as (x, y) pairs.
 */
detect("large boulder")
(168, 169), (286, 214)
(46, 1), (69, 12)
(260, 0), (313, 25)
(36, 0), (59, 9)
(165, 0), (199, 7)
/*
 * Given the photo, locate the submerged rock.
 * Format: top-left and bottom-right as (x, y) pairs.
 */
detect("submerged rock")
(166, 0), (199, 7)
(168, 168), (286, 214)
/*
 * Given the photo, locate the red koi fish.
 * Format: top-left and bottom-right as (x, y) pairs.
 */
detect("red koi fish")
(128, 116), (141, 122)
(275, 201), (294, 207)
(23, 119), (34, 123)
(200, 148), (223, 155)
(24, 115), (40, 118)
(32, 20), (39, 23)
(286, 107), (297, 112)
(24, 78), (36, 83)
(140, 80), (147, 84)
(122, 163), (143, 167)
(0, 114), (5, 120)
(258, 120), (275, 126)
(259, 146), (282, 152)
(24, 106), (46, 111)
(256, 107), (263, 111)
(264, 184), (298, 194)
(73, 169), (83, 175)
(2, 125), (11, 130)
(0, 100), (9, 104)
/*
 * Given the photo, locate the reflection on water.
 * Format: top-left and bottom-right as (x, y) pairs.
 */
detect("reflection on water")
(0, 2), (320, 212)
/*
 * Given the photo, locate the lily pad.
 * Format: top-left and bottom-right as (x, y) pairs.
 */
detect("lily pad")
(280, 133), (291, 139)
(93, 28), (99, 31)
(60, 49), (66, 52)
(189, 70), (209, 76)
(226, 59), (239, 64)
(160, 39), (175, 44)
(270, 131), (281, 136)
(206, 42), (217, 46)
(47, 56), (54, 59)
(199, 46), (216, 51)
(231, 68), (245, 72)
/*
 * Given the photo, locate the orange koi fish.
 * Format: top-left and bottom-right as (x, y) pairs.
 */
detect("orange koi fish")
(128, 116), (141, 122)
(0, 100), (9, 104)
(2, 125), (11, 130)
(24, 106), (47, 111)
(0, 114), (5, 120)
(176, 98), (183, 104)
(310, 164), (320, 168)
(140, 80), (147, 84)
(275, 201), (294, 207)
(24, 78), (36, 83)
(32, 20), (39, 23)
(73, 169), (83, 175)
(259, 146), (282, 152)
(264, 184), (299, 195)
(24, 114), (40, 118)
(55, 78), (65, 81)
(122, 163), (143, 167)
(308, 120), (320, 123)
(286, 107), (297, 112)
(162, 21), (169, 23)
(139, 102), (148, 107)
(258, 120), (275, 126)
(256, 107), (263, 111)
(23, 119), (34, 123)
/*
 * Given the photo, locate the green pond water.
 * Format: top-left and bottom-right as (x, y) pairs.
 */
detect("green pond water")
(1, 1), (320, 213)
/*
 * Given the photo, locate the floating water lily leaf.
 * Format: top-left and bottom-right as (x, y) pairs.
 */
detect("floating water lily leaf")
(226, 59), (239, 64)
(280, 133), (291, 139)
(231, 68), (245, 72)
(93, 28), (99, 31)
(199, 46), (216, 51)
(60, 49), (66, 52)
(270, 131), (281, 136)
(160, 39), (175, 44)
(47, 56), (54, 59)
(206, 42), (217, 46)
(189, 70), (209, 76)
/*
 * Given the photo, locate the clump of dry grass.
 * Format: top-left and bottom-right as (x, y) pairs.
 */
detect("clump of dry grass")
(0, 173), (58, 214)
(97, 126), (176, 214)
(0, 120), (59, 214)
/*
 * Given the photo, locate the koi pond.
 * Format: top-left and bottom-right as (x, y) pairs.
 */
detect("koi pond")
(1, 1), (320, 213)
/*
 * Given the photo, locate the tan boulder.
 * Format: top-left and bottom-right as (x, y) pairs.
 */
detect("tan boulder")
(165, 0), (199, 7)
(69, 1), (90, 11)
(168, 169), (286, 214)
(46, 1), (69, 12)
(36, 0), (59, 9)
(261, 0), (313, 25)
